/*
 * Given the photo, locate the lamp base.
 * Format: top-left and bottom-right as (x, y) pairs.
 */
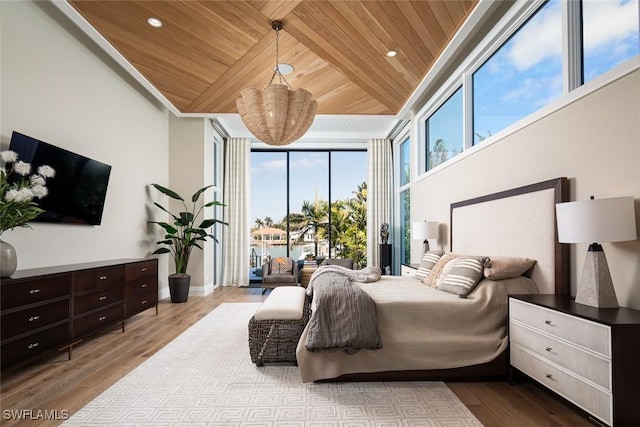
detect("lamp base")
(575, 244), (619, 309)
(423, 239), (431, 254)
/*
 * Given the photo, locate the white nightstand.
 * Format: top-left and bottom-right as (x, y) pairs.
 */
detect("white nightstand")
(400, 264), (419, 278)
(508, 294), (640, 426)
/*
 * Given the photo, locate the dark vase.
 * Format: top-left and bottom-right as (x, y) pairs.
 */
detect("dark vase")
(169, 273), (190, 303)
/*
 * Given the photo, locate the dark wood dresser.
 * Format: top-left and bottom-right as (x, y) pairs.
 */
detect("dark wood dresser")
(1, 258), (158, 371)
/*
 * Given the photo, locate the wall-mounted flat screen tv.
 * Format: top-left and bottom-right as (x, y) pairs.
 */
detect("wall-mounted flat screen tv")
(8, 131), (112, 225)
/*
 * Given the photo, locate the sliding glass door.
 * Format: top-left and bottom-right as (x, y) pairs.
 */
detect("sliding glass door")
(249, 152), (287, 280)
(330, 152), (367, 264)
(250, 149), (366, 281)
(289, 152), (329, 260)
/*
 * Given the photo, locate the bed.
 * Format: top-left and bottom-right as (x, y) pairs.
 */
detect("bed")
(295, 177), (569, 383)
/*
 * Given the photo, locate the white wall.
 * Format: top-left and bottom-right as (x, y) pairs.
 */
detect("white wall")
(166, 114), (217, 295)
(411, 69), (640, 309)
(1, 1), (170, 290)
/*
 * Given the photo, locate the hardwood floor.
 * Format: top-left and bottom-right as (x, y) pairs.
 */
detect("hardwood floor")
(0, 287), (596, 426)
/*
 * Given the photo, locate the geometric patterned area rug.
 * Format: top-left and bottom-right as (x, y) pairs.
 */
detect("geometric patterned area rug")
(63, 303), (482, 426)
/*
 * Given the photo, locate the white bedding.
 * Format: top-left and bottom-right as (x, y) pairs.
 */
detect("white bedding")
(296, 275), (539, 382)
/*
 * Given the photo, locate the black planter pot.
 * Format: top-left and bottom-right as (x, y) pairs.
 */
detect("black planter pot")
(169, 274), (190, 303)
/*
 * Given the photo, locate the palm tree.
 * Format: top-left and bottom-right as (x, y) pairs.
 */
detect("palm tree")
(290, 199), (328, 256)
(263, 216), (273, 227)
(327, 200), (349, 255)
(351, 182), (367, 230)
(336, 182), (367, 265)
(253, 218), (264, 237)
(316, 182), (368, 265)
(354, 182), (367, 204)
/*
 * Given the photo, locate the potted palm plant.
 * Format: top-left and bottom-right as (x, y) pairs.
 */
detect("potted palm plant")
(148, 183), (226, 303)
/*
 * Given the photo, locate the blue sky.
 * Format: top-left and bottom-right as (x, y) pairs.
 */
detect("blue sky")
(431, 0), (639, 149)
(251, 151), (367, 225)
(475, 0), (638, 142)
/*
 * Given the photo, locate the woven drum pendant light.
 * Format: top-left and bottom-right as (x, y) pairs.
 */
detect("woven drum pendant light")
(236, 21), (317, 146)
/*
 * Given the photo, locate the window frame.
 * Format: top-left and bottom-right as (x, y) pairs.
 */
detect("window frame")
(414, 0), (639, 181)
(417, 81), (464, 175)
(422, 85), (465, 172)
(249, 147), (367, 280)
(209, 120), (225, 288)
(393, 127), (412, 270)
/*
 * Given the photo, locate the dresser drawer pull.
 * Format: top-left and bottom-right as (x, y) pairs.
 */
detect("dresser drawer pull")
(544, 373), (557, 382)
(29, 288), (41, 294)
(141, 300), (148, 305)
(141, 267), (147, 272)
(99, 296), (107, 301)
(99, 275), (107, 280)
(28, 315), (41, 322)
(99, 316), (107, 321)
(28, 342), (40, 349)
(544, 320), (556, 326)
(141, 283), (148, 288)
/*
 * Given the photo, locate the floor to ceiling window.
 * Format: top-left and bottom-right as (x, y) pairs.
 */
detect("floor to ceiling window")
(330, 152), (368, 264)
(395, 132), (411, 267)
(250, 149), (367, 280)
(210, 125), (224, 287)
(250, 152), (287, 278)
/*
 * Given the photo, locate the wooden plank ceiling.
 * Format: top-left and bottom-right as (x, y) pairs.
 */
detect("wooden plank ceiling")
(69, 0), (477, 116)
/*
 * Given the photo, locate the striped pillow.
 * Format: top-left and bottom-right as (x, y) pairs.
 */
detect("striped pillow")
(413, 250), (445, 282)
(436, 256), (490, 298)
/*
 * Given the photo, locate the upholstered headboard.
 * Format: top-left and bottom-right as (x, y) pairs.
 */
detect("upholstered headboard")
(450, 178), (569, 296)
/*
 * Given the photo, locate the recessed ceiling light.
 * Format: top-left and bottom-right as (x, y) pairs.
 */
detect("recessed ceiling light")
(147, 17), (163, 28)
(386, 50), (397, 57)
(277, 63), (294, 75)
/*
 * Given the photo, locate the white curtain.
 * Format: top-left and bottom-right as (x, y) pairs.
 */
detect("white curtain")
(367, 138), (393, 269)
(221, 137), (250, 286)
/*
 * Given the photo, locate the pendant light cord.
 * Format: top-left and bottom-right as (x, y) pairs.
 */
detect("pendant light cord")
(268, 21), (292, 89)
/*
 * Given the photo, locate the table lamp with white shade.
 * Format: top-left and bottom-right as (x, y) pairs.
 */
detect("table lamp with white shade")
(412, 221), (439, 254)
(555, 196), (637, 308)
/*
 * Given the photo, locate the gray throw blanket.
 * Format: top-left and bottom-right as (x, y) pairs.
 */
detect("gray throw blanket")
(305, 266), (382, 354)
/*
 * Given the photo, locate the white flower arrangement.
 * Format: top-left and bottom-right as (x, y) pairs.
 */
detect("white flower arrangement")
(0, 150), (55, 235)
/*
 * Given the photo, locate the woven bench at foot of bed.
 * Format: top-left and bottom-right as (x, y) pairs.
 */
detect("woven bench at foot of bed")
(248, 287), (311, 366)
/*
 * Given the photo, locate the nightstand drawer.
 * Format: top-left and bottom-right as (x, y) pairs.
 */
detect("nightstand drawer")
(511, 344), (611, 426)
(510, 321), (611, 390)
(510, 299), (610, 357)
(401, 265), (417, 278)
